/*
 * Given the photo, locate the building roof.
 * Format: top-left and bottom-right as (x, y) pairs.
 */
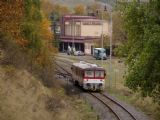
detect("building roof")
(63, 15), (96, 19)
(60, 36), (101, 43)
(66, 18), (106, 23)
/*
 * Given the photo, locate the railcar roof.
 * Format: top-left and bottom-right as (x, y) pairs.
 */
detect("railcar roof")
(73, 61), (105, 70)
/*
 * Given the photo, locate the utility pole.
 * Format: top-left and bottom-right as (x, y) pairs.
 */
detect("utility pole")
(109, 10), (113, 88)
(101, 10), (104, 66)
(72, 17), (75, 53)
(104, 3), (113, 88)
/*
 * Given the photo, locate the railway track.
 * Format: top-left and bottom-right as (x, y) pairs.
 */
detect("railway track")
(101, 93), (137, 120)
(55, 61), (72, 79)
(56, 54), (96, 64)
(90, 93), (137, 120)
(55, 58), (72, 66)
(55, 57), (138, 120)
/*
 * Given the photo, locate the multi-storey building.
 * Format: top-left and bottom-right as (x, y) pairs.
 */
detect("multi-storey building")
(59, 15), (108, 54)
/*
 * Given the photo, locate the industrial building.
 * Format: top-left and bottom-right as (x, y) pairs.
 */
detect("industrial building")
(59, 15), (108, 54)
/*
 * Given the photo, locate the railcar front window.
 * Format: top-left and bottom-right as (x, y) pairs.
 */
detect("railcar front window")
(95, 71), (104, 78)
(85, 71), (94, 77)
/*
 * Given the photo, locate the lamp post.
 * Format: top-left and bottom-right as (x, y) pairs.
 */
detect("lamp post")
(72, 17), (75, 54)
(97, 7), (107, 66)
(101, 10), (104, 66)
(102, 4), (113, 88)
(109, 10), (112, 88)
(104, 4), (113, 88)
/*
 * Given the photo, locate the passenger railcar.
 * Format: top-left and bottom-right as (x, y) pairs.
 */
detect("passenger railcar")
(71, 61), (106, 91)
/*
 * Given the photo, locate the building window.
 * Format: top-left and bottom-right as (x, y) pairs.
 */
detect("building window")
(65, 21), (81, 36)
(75, 25), (80, 36)
(65, 24), (72, 36)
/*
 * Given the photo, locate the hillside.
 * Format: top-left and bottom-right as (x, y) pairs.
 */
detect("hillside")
(0, 64), (97, 120)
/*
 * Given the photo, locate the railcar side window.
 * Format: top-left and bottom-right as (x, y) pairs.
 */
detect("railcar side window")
(95, 71), (104, 78)
(85, 70), (94, 77)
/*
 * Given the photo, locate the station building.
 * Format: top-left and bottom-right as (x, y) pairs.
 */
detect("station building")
(59, 15), (108, 54)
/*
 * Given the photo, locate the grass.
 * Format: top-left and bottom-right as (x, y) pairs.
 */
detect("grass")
(0, 64), (97, 120)
(103, 59), (160, 120)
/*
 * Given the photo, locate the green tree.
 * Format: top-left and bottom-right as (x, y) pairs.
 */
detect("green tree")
(121, 1), (160, 103)
(21, 0), (42, 51)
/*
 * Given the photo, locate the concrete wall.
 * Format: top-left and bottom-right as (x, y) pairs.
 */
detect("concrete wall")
(84, 43), (94, 54)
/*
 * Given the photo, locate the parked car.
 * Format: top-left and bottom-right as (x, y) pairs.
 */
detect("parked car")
(93, 48), (107, 60)
(74, 51), (85, 56)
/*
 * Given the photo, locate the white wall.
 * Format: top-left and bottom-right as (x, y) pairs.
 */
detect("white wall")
(81, 21), (108, 37)
(64, 20), (109, 37)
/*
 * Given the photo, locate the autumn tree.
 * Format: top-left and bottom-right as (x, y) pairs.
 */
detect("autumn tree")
(50, 4), (70, 20)
(0, 0), (26, 46)
(41, 0), (54, 18)
(74, 4), (85, 15)
(0, 0), (54, 66)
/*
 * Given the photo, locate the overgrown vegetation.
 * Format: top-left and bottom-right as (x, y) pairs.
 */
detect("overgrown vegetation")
(0, 0), (55, 86)
(119, 1), (160, 104)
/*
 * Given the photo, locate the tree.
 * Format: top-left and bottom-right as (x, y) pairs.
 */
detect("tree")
(41, 0), (54, 18)
(121, 1), (160, 104)
(0, 0), (26, 46)
(86, 2), (101, 15)
(74, 4), (85, 15)
(51, 4), (70, 20)
(22, 0), (43, 50)
(39, 15), (53, 49)
(112, 11), (127, 45)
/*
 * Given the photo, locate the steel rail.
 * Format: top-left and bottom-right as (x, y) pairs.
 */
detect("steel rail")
(101, 93), (137, 120)
(55, 58), (73, 65)
(55, 65), (70, 75)
(55, 61), (72, 75)
(90, 93), (121, 120)
(56, 55), (94, 65)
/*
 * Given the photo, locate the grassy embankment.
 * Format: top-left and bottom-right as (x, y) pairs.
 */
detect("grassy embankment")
(0, 65), (97, 120)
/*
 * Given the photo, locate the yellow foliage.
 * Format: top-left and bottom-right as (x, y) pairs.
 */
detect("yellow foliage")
(74, 4), (85, 15)
(0, 0), (25, 46)
(40, 17), (53, 41)
(60, 5), (70, 15)
(53, 4), (70, 16)
(41, 0), (54, 17)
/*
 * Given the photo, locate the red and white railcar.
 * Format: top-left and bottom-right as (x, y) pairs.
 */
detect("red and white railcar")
(71, 61), (106, 91)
